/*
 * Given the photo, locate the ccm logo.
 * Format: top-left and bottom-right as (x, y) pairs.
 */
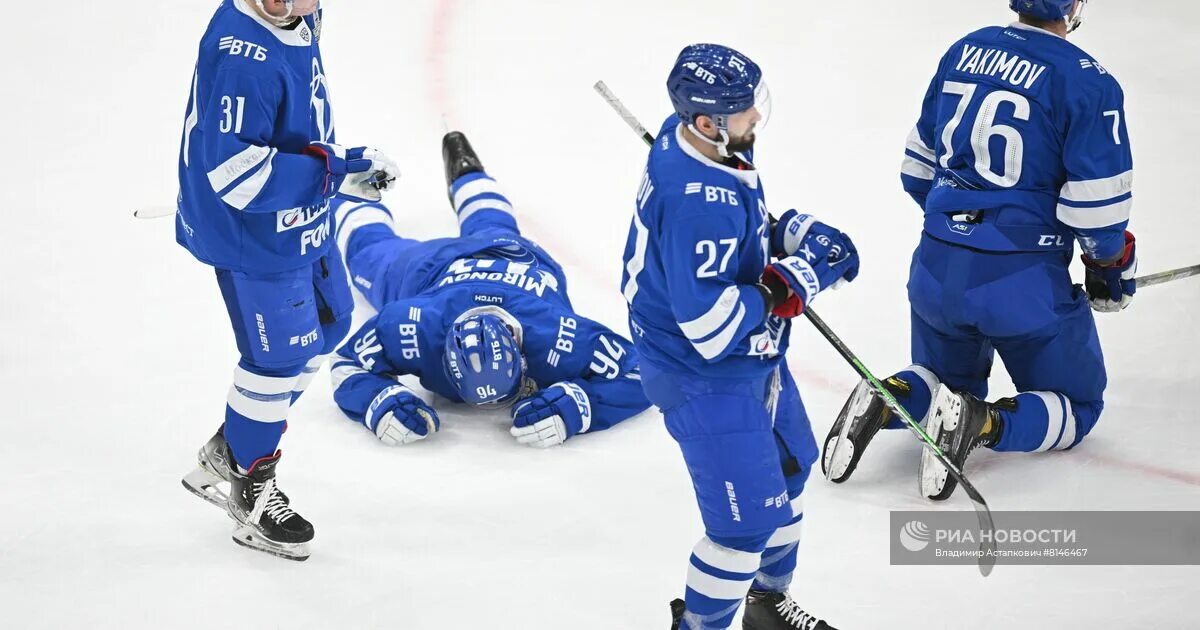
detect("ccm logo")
(1038, 234), (1065, 247)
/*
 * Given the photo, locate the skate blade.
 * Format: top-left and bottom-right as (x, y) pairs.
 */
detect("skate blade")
(231, 525), (311, 562)
(919, 386), (961, 500)
(181, 468), (229, 509)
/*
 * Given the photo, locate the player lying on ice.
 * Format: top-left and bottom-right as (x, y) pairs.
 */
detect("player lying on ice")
(328, 131), (652, 447)
(822, 0), (1139, 501)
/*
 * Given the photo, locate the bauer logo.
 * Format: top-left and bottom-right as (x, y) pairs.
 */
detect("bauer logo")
(899, 520), (932, 552)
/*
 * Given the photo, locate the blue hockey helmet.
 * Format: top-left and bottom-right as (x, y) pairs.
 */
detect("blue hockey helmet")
(1010, 0), (1087, 32)
(443, 310), (525, 406)
(667, 44), (772, 155)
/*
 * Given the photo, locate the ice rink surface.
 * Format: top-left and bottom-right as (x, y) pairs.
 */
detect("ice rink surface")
(3, 1), (1199, 628)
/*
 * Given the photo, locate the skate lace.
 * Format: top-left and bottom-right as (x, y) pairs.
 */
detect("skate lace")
(775, 595), (819, 630)
(249, 478), (297, 524)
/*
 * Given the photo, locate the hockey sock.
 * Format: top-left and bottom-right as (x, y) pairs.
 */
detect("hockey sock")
(450, 172), (518, 233)
(682, 532), (772, 630)
(335, 203), (394, 258)
(224, 360), (302, 469)
(751, 496), (804, 593)
(884, 364), (940, 430)
(992, 391), (1094, 453)
(290, 354), (328, 404)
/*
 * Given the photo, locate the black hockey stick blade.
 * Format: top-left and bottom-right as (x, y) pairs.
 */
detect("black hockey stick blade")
(1135, 264), (1200, 289)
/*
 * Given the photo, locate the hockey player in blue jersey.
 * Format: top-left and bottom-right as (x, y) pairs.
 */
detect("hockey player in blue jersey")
(176, 0), (400, 561)
(822, 0), (1138, 501)
(329, 132), (649, 448)
(622, 45), (858, 630)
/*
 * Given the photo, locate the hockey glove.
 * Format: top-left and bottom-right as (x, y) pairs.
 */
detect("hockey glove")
(510, 382), (592, 448)
(762, 237), (861, 318)
(771, 210), (849, 259)
(364, 385), (440, 446)
(1082, 231), (1137, 313)
(305, 142), (400, 203)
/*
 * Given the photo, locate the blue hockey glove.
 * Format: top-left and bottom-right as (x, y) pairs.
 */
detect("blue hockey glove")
(364, 385), (440, 446)
(762, 235), (861, 318)
(510, 382), (592, 448)
(305, 142), (400, 203)
(771, 210), (852, 261)
(1082, 231), (1137, 313)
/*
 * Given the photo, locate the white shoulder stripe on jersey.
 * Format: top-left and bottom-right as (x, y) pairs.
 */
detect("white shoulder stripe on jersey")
(901, 156), (935, 181)
(1059, 170), (1133, 203)
(458, 199), (513, 224)
(452, 177), (504, 211)
(689, 303), (746, 361)
(679, 285), (742, 342)
(906, 127), (937, 162)
(207, 144), (272, 194)
(1057, 197), (1132, 229)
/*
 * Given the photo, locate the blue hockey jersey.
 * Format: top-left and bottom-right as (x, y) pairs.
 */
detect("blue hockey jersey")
(619, 117), (788, 380)
(176, 0), (337, 273)
(331, 226), (648, 434)
(901, 22), (1133, 260)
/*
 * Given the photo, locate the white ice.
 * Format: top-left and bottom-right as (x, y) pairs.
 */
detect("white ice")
(4, 1), (1199, 628)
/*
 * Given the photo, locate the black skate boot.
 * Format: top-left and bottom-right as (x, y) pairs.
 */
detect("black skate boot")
(743, 590), (837, 630)
(821, 377), (909, 483)
(181, 426), (234, 509)
(919, 385), (1011, 501)
(227, 452), (314, 561)
(441, 130), (484, 201)
(669, 598), (686, 629)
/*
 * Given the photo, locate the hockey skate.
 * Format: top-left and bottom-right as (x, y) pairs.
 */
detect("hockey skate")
(442, 130), (484, 199)
(918, 385), (1008, 501)
(181, 427), (234, 509)
(227, 452), (314, 561)
(742, 590), (837, 630)
(669, 598), (686, 629)
(821, 377), (909, 483)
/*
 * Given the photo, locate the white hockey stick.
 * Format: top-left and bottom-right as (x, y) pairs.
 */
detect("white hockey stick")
(133, 206), (177, 219)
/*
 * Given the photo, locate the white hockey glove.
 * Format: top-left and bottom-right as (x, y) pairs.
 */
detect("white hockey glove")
(306, 142), (400, 202)
(364, 385), (440, 446)
(510, 382), (592, 448)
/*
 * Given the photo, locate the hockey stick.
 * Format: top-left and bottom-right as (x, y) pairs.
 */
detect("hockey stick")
(594, 80), (997, 576)
(134, 206), (177, 220)
(1135, 264), (1200, 289)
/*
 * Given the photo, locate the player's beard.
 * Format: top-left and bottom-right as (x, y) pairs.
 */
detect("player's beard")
(726, 132), (756, 154)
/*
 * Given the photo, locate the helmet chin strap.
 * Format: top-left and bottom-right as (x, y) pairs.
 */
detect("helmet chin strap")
(255, 0), (297, 26)
(687, 124), (733, 158)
